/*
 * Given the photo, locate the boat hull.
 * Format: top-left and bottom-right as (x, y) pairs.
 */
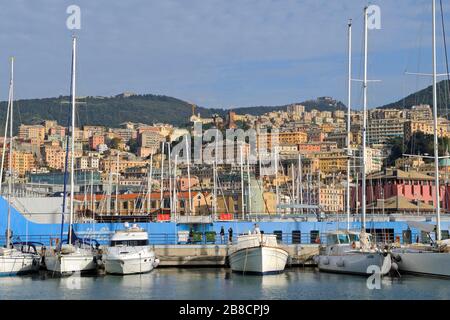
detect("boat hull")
(393, 250), (450, 278)
(229, 246), (288, 275)
(45, 253), (97, 275)
(317, 252), (391, 276)
(105, 251), (158, 275)
(0, 255), (39, 276)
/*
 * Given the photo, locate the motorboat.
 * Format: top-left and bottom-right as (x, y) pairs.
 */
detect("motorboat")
(228, 232), (289, 275)
(103, 223), (159, 275)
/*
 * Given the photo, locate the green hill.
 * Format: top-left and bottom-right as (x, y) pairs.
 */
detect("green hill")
(379, 79), (450, 111)
(1, 94), (347, 134)
(3, 94), (215, 133)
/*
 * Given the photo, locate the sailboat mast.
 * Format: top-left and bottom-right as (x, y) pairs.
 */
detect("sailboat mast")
(361, 7), (368, 231)
(240, 145), (245, 219)
(160, 142), (164, 211)
(291, 164), (295, 215)
(68, 36), (77, 245)
(115, 152), (119, 215)
(346, 19), (352, 231)
(90, 170), (94, 221)
(275, 150), (279, 214)
(5, 57), (14, 249)
(247, 153), (251, 215)
(213, 139), (218, 217)
(173, 154), (178, 219)
(298, 154), (303, 215)
(186, 137), (192, 215)
(147, 153), (153, 214)
(0, 90), (11, 197)
(167, 142), (173, 214)
(432, 0), (442, 241)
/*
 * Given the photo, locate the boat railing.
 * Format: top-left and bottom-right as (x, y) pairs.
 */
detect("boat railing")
(0, 230), (432, 247)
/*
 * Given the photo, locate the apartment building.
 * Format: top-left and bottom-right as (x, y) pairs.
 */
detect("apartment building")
(18, 124), (45, 141)
(368, 109), (405, 144)
(404, 118), (450, 140)
(5, 151), (36, 177)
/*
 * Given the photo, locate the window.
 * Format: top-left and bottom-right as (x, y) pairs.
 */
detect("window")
(366, 228), (394, 243)
(110, 239), (148, 246)
(310, 230), (320, 244)
(273, 230), (282, 242)
(421, 231), (430, 244)
(337, 234), (350, 244)
(402, 229), (412, 244)
(292, 230), (301, 244)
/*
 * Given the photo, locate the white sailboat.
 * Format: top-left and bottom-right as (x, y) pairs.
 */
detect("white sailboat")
(0, 57), (40, 276)
(391, 0), (450, 277)
(103, 223), (159, 275)
(228, 227), (289, 275)
(44, 37), (98, 275)
(316, 9), (391, 276)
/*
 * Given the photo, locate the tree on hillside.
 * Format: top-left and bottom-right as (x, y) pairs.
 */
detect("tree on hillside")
(128, 138), (139, 154)
(386, 132), (450, 166)
(107, 137), (122, 150)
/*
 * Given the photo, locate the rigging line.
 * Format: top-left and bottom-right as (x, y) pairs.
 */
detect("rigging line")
(439, 0), (450, 119)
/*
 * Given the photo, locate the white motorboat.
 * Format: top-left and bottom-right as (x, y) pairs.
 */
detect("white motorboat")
(228, 233), (289, 275)
(315, 231), (392, 276)
(104, 223), (159, 275)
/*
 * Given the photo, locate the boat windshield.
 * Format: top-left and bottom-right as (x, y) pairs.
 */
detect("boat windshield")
(337, 234), (350, 244)
(348, 233), (360, 242)
(110, 240), (148, 247)
(326, 234), (350, 245)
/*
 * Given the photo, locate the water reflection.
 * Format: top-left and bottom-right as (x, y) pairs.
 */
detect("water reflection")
(0, 267), (449, 300)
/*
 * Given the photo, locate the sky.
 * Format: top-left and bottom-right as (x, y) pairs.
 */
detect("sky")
(0, 0), (449, 109)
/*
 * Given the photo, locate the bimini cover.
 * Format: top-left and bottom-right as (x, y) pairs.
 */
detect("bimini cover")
(407, 221), (436, 233)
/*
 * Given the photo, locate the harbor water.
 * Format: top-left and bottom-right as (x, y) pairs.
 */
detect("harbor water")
(1, 267), (450, 300)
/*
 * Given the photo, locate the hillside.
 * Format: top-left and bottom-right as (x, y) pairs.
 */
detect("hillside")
(1, 94), (346, 133)
(229, 96), (346, 116)
(4, 94), (215, 133)
(379, 79), (450, 111)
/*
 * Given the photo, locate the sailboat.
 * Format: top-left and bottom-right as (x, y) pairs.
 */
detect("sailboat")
(0, 57), (40, 276)
(391, 0), (450, 278)
(315, 9), (391, 276)
(44, 37), (98, 275)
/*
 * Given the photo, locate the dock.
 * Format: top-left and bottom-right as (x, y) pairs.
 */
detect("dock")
(151, 244), (319, 267)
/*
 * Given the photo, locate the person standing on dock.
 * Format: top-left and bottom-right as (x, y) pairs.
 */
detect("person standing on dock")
(228, 227), (233, 244)
(220, 227), (225, 244)
(188, 227), (194, 244)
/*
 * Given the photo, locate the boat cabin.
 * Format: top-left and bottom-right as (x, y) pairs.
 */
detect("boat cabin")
(109, 224), (149, 247)
(322, 231), (373, 255)
(326, 231), (361, 245)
